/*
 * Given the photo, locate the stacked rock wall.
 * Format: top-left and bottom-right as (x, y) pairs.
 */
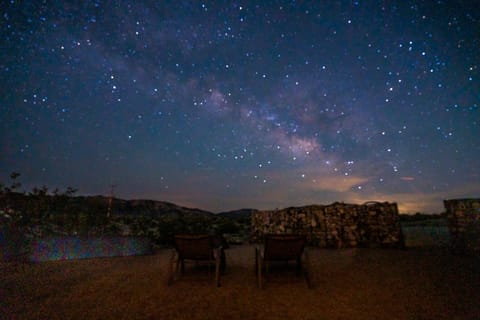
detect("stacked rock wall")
(251, 202), (404, 248)
(444, 198), (480, 254)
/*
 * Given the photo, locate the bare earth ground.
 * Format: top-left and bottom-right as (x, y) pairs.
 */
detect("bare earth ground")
(1, 245), (479, 320)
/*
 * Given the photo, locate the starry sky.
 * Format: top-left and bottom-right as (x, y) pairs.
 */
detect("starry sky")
(1, 1), (479, 213)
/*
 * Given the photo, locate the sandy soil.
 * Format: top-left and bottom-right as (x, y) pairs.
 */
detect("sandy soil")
(1, 245), (479, 320)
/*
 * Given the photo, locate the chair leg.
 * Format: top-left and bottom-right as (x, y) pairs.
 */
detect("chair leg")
(255, 247), (258, 276)
(303, 250), (312, 289)
(214, 248), (221, 287)
(220, 249), (226, 275)
(256, 250), (263, 289)
(296, 257), (302, 276)
(167, 249), (176, 286)
(180, 258), (185, 274)
(215, 257), (221, 287)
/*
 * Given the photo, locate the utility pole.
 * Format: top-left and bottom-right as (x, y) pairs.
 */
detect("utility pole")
(107, 184), (116, 219)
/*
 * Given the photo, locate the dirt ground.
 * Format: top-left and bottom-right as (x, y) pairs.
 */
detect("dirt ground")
(1, 245), (479, 320)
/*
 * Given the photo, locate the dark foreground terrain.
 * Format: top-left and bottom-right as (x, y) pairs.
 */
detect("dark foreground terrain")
(2, 245), (479, 320)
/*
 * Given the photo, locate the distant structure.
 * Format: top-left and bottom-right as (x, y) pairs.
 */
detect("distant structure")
(107, 184), (117, 218)
(251, 201), (404, 248)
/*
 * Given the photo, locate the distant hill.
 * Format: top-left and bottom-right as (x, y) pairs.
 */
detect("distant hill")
(1, 192), (215, 219)
(92, 196), (215, 218)
(217, 208), (256, 220)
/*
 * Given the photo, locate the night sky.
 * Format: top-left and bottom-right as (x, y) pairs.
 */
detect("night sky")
(1, 1), (479, 213)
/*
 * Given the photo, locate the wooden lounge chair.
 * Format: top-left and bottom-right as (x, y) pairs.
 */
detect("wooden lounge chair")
(255, 234), (311, 289)
(167, 234), (222, 287)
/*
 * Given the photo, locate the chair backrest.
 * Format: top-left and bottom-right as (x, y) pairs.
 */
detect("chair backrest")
(264, 234), (306, 261)
(174, 234), (213, 260)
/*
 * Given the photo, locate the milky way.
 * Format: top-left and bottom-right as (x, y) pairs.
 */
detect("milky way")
(1, 1), (479, 213)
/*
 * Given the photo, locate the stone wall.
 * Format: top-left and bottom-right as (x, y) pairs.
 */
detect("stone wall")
(444, 198), (480, 254)
(251, 202), (404, 248)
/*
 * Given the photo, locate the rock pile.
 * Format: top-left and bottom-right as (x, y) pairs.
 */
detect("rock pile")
(444, 198), (480, 255)
(251, 202), (404, 248)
